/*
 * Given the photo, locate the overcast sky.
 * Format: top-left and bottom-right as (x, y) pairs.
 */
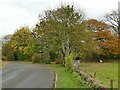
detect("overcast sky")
(0, 0), (119, 37)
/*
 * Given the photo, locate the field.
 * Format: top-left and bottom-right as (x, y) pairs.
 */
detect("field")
(80, 62), (118, 88)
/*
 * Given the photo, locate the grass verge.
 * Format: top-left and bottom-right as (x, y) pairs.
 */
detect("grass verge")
(0, 61), (8, 68)
(20, 61), (33, 64)
(51, 64), (90, 88)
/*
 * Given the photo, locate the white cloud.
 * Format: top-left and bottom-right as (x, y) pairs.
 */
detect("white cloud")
(0, 1), (38, 36)
(75, 0), (118, 19)
(0, 0), (119, 36)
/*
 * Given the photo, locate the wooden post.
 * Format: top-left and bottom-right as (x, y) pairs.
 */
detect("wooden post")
(110, 80), (113, 90)
(93, 72), (96, 79)
(85, 68), (86, 73)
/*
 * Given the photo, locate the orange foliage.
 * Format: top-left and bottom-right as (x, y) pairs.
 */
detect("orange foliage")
(84, 19), (119, 56)
(96, 30), (119, 55)
(84, 19), (109, 31)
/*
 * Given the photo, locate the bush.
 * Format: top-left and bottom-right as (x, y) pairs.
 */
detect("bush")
(17, 52), (28, 60)
(65, 52), (77, 69)
(72, 71), (79, 78)
(31, 53), (41, 63)
(55, 58), (62, 64)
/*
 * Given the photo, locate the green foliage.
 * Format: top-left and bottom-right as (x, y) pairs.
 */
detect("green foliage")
(51, 64), (90, 88)
(65, 52), (76, 69)
(2, 3), (117, 62)
(49, 52), (58, 62)
(72, 71), (79, 78)
(11, 27), (37, 60)
(16, 52), (28, 60)
(2, 43), (14, 60)
(42, 52), (51, 64)
(34, 4), (95, 64)
(54, 53), (63, 64)
(31, 53), (41, 63)
(2, 26), (40, 61)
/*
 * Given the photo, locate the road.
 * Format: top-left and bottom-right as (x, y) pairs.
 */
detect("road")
(1, 62), (54, 88)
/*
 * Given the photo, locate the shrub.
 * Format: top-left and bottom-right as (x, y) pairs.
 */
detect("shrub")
(31, 53), (41, 63)
(65, 52), (77, 69)
(72, 71), (79, 78)
(17, 52), (28, 60)
(55, 55), (62, 64)
(55, 59), (62, 64)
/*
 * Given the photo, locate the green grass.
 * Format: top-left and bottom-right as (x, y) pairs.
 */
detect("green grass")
(51, 64), (90, 88)
(20, 61), (33, 64)
(80, 62), (118, 88)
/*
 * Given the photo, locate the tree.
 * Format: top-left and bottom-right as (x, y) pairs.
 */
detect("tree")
(83, 19), (110, 59)
(35, 4), (96, 64)
(9, 26), (37, 60)
(1, 35), (14, 60)
(1, 34), (12, 44)
(104, 10), (120, 36)
(2, 43), (14, 60)
(85, 19), (120, 60)
(96, 30), (119, 58)
(83, 19), (109, 32)
(85, 19), (120, 59)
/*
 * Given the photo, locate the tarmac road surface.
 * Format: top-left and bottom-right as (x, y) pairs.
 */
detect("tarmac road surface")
(1, 62), (54, 88)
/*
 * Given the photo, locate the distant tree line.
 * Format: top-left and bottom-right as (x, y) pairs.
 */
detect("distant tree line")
(1, 4), (119, 63)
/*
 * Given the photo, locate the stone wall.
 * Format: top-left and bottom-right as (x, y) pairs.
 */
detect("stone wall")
(74, 67), (106, 89)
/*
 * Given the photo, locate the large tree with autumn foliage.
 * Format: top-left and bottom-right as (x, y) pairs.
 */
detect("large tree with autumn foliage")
(96, 30), (119, 57)
(84, 19), (119, 59)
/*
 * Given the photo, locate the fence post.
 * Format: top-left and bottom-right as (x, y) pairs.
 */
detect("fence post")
(85, 68), (86, 73)
(93, 72), (96, 79)
(110, 80), (113, 90)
